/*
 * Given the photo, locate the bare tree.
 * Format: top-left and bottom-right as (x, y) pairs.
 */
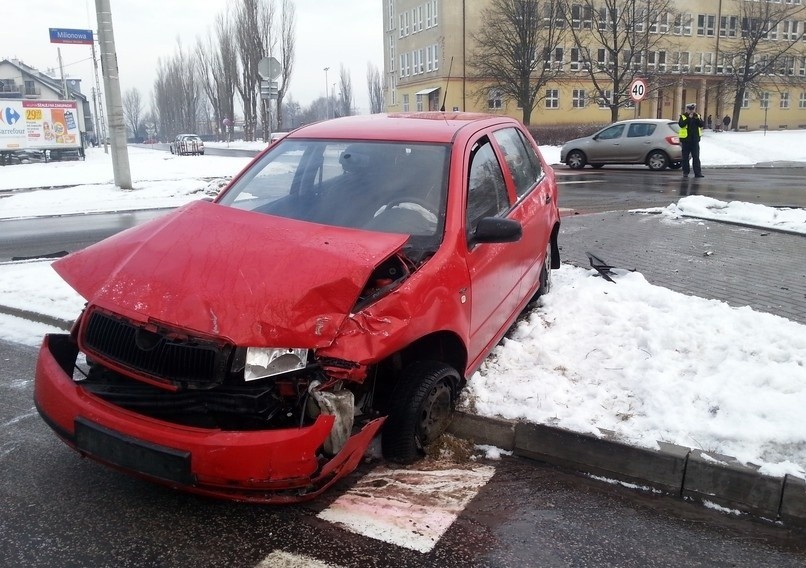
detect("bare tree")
(153, 40), (201, 138)
(298, 96), (329, 124)
(122, 87), (143, 140)
(367, 63), (384, 113)
(470, 0), (566, 125)
(337, 64), (353, 117)
(197, 11), (240, 141)
(561, 0), (678, 122)
(718, 0), (806, 130)
(236, 0), (275, 140)
(275, 0), (296, 131)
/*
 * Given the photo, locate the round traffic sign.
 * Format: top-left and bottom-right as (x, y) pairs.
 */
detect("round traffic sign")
(629, 78), (648, 102)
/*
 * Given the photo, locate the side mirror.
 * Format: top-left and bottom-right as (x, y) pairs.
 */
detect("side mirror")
(472, 217), (522, 244)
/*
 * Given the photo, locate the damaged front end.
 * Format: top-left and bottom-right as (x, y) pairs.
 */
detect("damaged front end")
(35, 314), (386, 503)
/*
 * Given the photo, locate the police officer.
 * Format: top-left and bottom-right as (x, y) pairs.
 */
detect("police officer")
(679, 103), (705, 178)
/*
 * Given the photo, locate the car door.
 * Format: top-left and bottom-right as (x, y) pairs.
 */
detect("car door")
(588, 123), (626, 162)
(622, 122), (657, 161)
(463, 134), (521, 361)
(491, 127), (552, 299)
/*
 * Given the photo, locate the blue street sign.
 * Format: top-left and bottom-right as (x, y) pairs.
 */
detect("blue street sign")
(49, 28), (94, 45)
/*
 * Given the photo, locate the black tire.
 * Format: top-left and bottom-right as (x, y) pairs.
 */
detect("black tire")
(591, 163), (605, 169)
(669, 162), (682, 170)
(536, 239), (553, 298)
(647, 150), (669, 171)
(382, 361), (459, 464)
(566, 150), (587, 169)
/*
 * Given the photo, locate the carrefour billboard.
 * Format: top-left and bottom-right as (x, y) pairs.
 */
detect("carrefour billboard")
(0, 100), (81, 151)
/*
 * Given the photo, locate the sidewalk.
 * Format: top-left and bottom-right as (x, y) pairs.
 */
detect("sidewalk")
(450, 211), (806, 528)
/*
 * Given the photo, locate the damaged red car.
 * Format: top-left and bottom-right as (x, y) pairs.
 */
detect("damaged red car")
(34, 112), (560, 503)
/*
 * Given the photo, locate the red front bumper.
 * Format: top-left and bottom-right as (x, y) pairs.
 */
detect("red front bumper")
(34, 334), (383, 504)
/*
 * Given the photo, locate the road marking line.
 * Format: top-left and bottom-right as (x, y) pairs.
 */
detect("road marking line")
(256, 551), (339, 567)
(317, 464), (495, 553)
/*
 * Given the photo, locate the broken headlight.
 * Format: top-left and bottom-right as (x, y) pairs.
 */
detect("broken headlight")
(244, 347), (309, 381)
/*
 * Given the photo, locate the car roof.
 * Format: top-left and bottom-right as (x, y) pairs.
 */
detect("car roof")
(286, 112), (524, 144)
(611, 119), (676, 125)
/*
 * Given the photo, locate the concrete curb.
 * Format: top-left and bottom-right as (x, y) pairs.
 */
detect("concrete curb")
(449, 411), (806, 528)
(0, 305), (72, 330)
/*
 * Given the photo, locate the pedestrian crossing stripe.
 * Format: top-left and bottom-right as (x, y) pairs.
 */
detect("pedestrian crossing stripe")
(316, 464), (496, 553)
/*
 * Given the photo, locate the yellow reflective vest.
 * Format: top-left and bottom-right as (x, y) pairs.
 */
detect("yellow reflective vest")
(679, 114), (703, 140)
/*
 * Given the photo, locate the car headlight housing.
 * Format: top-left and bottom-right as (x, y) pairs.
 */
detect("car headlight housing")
(244, 347), (309, 381)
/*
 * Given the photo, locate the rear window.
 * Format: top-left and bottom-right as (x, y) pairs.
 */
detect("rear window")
(666, 122), (681, 133)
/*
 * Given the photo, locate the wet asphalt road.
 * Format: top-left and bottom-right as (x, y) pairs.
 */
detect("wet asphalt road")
(3, 343), (806, 567)
(2, 164), (806, 566)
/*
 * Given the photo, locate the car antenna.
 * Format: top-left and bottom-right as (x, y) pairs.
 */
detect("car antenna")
(440, 56), (454, 112)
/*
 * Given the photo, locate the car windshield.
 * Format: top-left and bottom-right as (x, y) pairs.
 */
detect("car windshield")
(217, 140), (450, 251)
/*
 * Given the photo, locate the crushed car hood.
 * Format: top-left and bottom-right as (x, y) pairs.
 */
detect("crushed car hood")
(54, 200), (409, 347)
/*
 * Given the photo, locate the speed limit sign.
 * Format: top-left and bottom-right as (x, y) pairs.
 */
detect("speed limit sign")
(629, 78), (648, 102)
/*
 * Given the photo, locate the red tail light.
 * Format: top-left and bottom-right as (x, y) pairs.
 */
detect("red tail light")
(666, 135), (680, 145)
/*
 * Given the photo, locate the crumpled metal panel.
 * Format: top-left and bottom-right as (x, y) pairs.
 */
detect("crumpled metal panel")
(53, 201), (408, 348)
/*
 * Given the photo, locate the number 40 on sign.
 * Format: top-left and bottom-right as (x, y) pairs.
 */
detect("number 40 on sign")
(629, 78), (648, 102)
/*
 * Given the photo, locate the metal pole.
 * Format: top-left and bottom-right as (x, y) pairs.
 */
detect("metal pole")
(323, 67), (329, 119)
(57, 48), (69, 99)
(95, 0), (132, 189)
(91, 39), (108, 153)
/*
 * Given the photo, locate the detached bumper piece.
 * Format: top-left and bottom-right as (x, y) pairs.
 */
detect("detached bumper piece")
(34, 334), (383, 504)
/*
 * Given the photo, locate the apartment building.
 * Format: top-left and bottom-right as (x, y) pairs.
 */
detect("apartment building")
(382, 0), (806, 130)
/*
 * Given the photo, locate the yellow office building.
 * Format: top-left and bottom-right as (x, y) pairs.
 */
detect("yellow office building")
(383, 0), (806, 130)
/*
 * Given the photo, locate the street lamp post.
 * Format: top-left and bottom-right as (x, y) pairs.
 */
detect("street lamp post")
(323, 67), (330, 119)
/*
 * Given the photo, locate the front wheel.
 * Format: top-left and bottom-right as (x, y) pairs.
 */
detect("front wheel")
(382, 361), (459, 464)
(566, 150), (587, 170)
(647, 150), (669, 171)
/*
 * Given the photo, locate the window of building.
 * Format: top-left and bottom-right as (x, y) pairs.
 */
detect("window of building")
(674, 13), (692, 36)
(543, 47), (563, 70)
(416, 6), (423, 32)
(488, 89), (503, 109)
(799, 92), (806, 109)
(545, 88), (559, 109)
(572, 89), (586, 108)
(742, 91), (750, 109)
(404, 10), (410, 35)
(671, 51), (690, 72)
(432, 44), (439, 70)
(800, 56), (806, 76)
(432, 0), (438, 27)
(717, 53), (734, 74)
(571, 4), (593, 29)
(697, 14), (716, 37)
(760, 92), (770, 109)
(720, 15), (738, 37)
(657, 12), (671, 33)
(598, 89), (612, 108)
(781, 92), (790, 109)
(416, 93), (424, 112)
(782, 20), (800, 40)
(388, 0), (395, 31)
(388, 36), (395, 72)
(426, 46), (433, 72)
(426, 2), (432, 28)
(390, 74), (396, 105)
(403, 93), (410, 112)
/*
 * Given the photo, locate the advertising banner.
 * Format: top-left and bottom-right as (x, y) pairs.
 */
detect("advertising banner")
(0, 100), (80, 151)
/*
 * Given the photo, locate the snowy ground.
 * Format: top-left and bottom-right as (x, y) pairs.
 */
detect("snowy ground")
(1, 133), (804, 479)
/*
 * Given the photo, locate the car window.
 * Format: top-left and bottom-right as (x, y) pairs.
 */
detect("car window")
(666, 122), (681, 133)
(597, 124), (625, 140)
(627, 123), (656, 138)
(217, 140), (449, 247)
(492, 128), (541, 199)
(466, 137), (510, 241)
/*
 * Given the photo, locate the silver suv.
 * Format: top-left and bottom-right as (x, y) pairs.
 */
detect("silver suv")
(560, 119), (682, 171)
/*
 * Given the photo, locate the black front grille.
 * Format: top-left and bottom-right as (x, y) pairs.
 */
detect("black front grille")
(82, 310), (232, 387)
